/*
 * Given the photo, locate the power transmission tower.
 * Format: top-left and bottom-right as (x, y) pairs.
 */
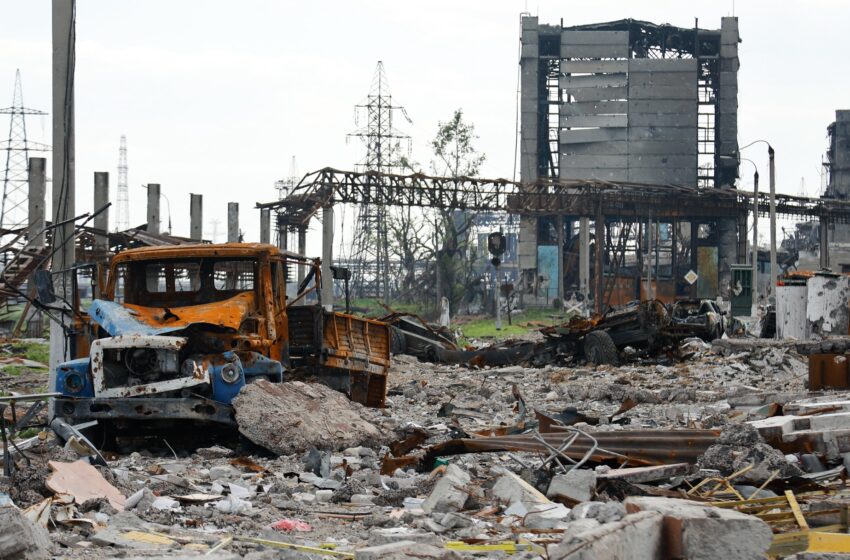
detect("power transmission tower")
(346, 61), (411, 302)
(0, 70), (49, 247)
(273, 156), (299, 248)
(116, 135), (129, 231)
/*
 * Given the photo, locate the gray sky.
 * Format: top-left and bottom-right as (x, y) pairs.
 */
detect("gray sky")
(2, 0), (848, 252)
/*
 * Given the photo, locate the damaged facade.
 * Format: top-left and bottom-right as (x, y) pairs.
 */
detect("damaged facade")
(518, 17), (741, 306)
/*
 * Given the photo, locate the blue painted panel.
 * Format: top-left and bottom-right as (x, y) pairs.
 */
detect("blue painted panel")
(537, 245), (559, 299)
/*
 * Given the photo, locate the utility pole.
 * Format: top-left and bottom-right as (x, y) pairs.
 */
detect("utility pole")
(752, 170), (760, 316)
(768, 146), (777, 303)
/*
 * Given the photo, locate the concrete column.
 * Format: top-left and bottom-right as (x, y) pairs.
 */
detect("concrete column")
(594, 213), (605, 314)
(579, 217), (590, 300)
(820, 216), (830, 269)
(297, 226), (307, 284)
(189, 193), (203, 241)
(260, 208), (270, 244)
(227, 202), (239, 242)
(321, 205), (334, 309)
(518, 16), (540, 273)
(146, 183), (160, 234)
(27, 157), (46, 247)
(50, 0), (77, 397)
(716, 217), (738, 299)
(93, 172), (109, 255)
(556, 215), (564, 302)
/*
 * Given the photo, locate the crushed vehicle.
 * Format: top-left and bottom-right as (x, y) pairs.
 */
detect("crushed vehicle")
(666, 298), (726, 342)
(50, 243), (390, 441)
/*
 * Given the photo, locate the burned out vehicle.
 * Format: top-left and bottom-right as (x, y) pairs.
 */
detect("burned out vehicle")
(52, 243), (390, 438)
(667, 298), (726, 342)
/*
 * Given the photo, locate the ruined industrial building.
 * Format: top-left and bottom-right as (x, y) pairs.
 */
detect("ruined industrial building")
(4, 3), (850, 559)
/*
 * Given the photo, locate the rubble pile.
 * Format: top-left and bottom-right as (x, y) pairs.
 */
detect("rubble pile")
(3, 338), (850, 558)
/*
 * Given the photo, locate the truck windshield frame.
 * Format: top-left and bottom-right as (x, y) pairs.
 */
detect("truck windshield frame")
(111, 257), (259, 307)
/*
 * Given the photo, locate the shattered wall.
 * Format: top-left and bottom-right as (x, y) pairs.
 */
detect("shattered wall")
(806, 273), (850, 337)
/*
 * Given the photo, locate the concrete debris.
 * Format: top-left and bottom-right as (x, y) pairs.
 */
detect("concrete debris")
(233, 380), (384, 454)
(46, 460), (126, 511)
(625, 496), (774, 560)
(421, 464), (471, 514)
(547, 469), (597, 504)
(0, 505), (52, 560)
(492, 469), (551, 508)
(549, 510), (664, 560)
(697, 423), (804, 482)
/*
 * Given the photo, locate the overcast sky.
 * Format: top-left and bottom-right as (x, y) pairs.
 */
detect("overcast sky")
(2, 0), (848, 252)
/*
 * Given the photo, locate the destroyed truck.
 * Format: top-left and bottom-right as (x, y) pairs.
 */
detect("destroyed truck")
(51, 243), (390, 440)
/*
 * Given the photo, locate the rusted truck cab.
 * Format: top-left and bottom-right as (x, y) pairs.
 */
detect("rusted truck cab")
(52, 243), (389, 436)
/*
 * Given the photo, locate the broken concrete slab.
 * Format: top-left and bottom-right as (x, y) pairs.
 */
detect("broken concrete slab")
(492, 469), (550, 509)
(421, 464), (471, 514)
(547, 469), (597, 504)
(369, 527), (442, 546)
(233, 380), (384, 455)
(524, 503), (571, 529)
(595, 463), (690, 484)
(46, 460), (126, 511)
(624, 496), (773, 560)
(0, 505), (52, 559)
(549, 511), (663, 560)
(355, 540), (449, 560)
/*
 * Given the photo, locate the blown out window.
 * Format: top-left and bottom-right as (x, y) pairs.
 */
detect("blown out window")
(213, 261), (255, 291)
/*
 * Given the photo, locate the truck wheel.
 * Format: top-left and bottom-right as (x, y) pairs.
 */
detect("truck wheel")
(584, 330), (620, 366)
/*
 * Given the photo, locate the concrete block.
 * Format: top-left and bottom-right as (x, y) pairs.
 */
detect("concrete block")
(549, 511), (663, 560)
(548, 470), (597, 504)
(492, 470), (550, 508)
(369, 527), (441, 546)
(525, 503), (571, 529)
(421, 464), (470, 514)
(624, 496), (772, 560)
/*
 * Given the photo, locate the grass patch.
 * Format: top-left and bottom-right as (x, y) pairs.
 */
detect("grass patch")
(455, 307), (571, 344)
(16, 427), (41, 439)
(348, 298), (426, 318)
(8, 341), (50, 365)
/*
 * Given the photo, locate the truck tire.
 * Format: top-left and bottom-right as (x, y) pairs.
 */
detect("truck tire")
(583, 330), (619, 366)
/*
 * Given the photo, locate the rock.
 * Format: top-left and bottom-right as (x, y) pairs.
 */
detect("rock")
(440, 512), (474, 529)
(350, 494), (375, 505)
(421, 464), (471, 514)
(315, 489), (333, 503)
(492, 470), (550, 509)
(568, 501), (626, 524)
(304, 448), (332, 478)
(233, 380), (384, 454)
(549, 511), (663, 560)
(195, 445), (234, 459)
(547, 470), (597, 504)
(624, 496), (773, 560)
(355, 540), (448, 560)
(0, 506), (51, 559)
(369, 527), (442, 546)
(209, 465), (241, 481)
(293, 492), (316, 504)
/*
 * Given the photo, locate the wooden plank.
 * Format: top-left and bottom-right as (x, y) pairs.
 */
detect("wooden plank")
(569, 86), (627, 102)
(561, 140), (628, 156)
(785, 490), (810, 530)
(560, 100), (627, 117)
(560, 74), (627, 90)
(561, 114), (628, 128)
(560, 127), (627, 144)
(561, 155), (628, 169)
(561, 30), (629, 46)
(561, 60), (628, 74)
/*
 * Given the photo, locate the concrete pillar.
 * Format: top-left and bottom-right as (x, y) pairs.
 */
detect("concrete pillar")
(579, 217), (590, 300)
(556, 215), (564, 302)
(227, 202), (239, 242)
(518, 16), (540, 273)
(50, 0), (77, 398)
(260, 208), (270, 244)
(146, 183), (160, 234)
(321, 205), (334, 309)
(93, 172), (109, 255)
(297, 226), (307, 284)
(716, 217), (738, 299)
(27, 157), (46, 248)
(189, 193), (203, 241)
(594, 213), (605, 314)
(820, 216), (830, 269)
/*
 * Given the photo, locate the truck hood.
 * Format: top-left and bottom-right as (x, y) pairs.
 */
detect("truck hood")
(88, 292), (256, 336)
